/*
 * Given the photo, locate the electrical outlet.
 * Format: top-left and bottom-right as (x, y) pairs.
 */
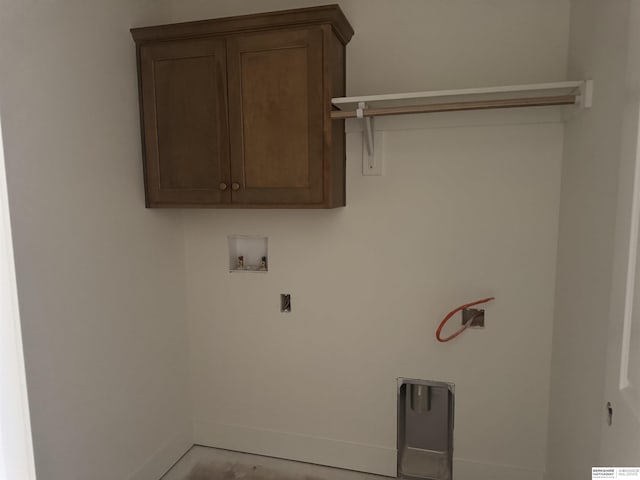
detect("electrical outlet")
(280, 294), (291, 313)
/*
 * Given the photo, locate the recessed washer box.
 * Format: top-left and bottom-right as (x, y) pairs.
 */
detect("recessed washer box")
(228, 235), (268, 273)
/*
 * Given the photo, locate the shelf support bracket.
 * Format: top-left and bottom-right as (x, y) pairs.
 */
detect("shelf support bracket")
(577, 79), (594, 108)
(357, 102), (383, 175)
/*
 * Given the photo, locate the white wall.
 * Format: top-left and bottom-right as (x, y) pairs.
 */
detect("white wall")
(0, 1), (580, 479)
(0, 1), (192, 479)
(546, 1), (631, 479)
(150, 1), (571, 479)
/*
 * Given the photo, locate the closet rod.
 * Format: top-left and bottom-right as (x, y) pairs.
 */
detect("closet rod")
(330, 94), (576, 120)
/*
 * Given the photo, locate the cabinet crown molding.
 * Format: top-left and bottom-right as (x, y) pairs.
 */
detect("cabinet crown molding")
(130, 4), (354, 45)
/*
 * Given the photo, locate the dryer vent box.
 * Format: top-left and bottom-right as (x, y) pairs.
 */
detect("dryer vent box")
(398, 378), (454, 480)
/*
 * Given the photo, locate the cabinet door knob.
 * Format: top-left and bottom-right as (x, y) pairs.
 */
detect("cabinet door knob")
(219, 182), (228, 191)
(232, 183), (241, 191)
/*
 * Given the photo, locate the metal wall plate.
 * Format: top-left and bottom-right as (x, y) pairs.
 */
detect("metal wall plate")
(462, 308), (484, 327)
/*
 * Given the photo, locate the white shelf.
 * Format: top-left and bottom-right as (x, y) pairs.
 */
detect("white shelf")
(331, 80), (593, 176)
(331, 80), (590, 111)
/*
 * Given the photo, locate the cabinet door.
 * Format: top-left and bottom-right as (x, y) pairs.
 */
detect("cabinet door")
(139, 38), (230, 206)
(227, 28), (325, 206)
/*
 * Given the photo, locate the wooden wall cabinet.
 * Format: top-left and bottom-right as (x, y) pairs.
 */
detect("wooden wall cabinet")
(131, 5), (353, 208)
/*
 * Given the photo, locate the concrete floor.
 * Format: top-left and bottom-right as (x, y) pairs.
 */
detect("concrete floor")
(161, 446), (393, 480)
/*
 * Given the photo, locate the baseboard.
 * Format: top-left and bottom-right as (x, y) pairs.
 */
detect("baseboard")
(194, 421), (544, 480)
(193, 420), (398, 477)
(453, 457), (544, 480)
(127, 430), (193, 480)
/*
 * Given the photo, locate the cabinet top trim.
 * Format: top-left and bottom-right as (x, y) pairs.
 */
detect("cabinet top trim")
(130, 4), (354, 45)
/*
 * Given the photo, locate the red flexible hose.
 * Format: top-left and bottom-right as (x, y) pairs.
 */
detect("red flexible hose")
(435, 297), (495, 343)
